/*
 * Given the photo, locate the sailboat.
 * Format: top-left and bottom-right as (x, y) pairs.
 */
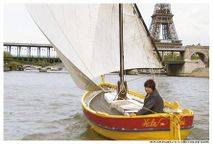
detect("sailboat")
(26, 4), (194, 140)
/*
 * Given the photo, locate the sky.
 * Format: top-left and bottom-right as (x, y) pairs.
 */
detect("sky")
(3, 3), (209, 46)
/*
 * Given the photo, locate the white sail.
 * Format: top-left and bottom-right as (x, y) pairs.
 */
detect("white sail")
(26, 4), (162, 91)
(123, 4), (162, 69)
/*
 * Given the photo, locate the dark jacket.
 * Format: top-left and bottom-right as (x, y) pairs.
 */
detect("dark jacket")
(136, 89), (164, 115)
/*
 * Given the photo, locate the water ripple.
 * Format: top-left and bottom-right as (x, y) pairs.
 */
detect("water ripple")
(4, 72), (209, 140)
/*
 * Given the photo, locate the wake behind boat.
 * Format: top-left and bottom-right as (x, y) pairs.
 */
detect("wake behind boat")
(26, 3), (194, 140)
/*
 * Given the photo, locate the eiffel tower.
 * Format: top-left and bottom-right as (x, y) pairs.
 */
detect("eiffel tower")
(149, 3), (182, 49)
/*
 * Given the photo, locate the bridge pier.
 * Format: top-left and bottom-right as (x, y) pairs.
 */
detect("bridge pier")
(180, 51), (184, 59)
(17, 46), (21, 57)
(37, 47), (41, 58)
(166, 64), (184, 76)
(182, 60), (205, 74)
(166, 59), (206, 76)
(47, 47), (50, 58)
(27, 46), (31, 57)
(7, 46), (12, 54)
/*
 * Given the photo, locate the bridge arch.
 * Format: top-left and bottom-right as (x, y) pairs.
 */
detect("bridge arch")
(184, 45), (209, 66)
(190, 52), (206, 63)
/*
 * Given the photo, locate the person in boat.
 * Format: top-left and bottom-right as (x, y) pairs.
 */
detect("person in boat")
(135, 79), (164, 115)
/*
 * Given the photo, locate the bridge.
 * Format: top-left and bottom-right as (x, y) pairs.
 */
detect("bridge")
(157, 47), (185, 65)
(184, 45), (209, 64)
(3, 42), (61, 63)
(157, 45), (209, 65)
(161, 45), (209, 76)
(4, 42), (56, 58)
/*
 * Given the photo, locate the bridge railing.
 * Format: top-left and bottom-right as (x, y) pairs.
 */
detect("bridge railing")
(3, 42), (58, 58)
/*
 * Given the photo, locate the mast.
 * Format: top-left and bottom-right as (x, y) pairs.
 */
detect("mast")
(117, 3), (127, 100)
(119, 4), (124, 84)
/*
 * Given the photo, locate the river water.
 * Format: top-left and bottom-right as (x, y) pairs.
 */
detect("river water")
(4, 71), (209, 140)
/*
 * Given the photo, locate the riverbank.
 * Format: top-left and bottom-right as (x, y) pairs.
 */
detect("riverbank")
(125, 68), (209, 78)
(4, 51), (62, 71)
(175, 67), (209, 78)
(188, 68), (209, 78)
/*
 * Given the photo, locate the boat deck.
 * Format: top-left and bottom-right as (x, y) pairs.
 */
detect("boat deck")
(89, 92), (122, 115)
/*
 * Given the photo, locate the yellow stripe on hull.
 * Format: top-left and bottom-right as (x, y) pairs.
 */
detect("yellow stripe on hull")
(88, 120), (191, 140)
